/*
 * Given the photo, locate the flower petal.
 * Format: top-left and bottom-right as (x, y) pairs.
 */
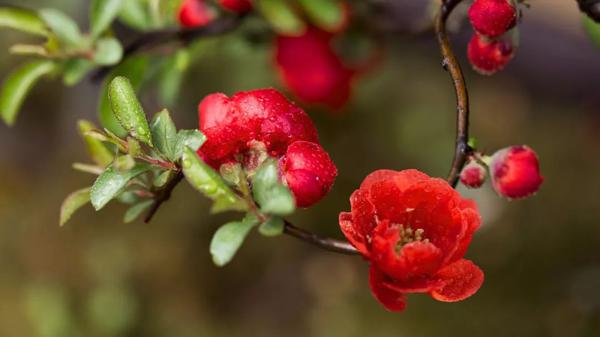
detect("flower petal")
(369, 266), (407, 312)
(430, 259), (484, 302)
(339, 212), (369, 256)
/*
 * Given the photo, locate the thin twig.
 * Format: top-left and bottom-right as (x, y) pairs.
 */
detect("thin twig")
(144, 170), (184, 223)
(283, 221), (359, 255)
(435, 0), (473, 188)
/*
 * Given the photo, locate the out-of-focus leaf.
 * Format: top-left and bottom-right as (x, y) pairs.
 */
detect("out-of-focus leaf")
(257, 0), (305, 35)
(123, 199), (153, 223)
(299, 0), (344, 31)
(39, 8), (82, 48)
(73, 163), (105, 175)
(258, 216), (285, 237)
(252, 159), (295, 216)
(153, 170), (172, 187)
(78, 120), (114, 167)
(150, 109), (177, 160)
(210, 215), (259, 266)
(63, 58), (95, 86)
(91, 164), (151, 210)
(219, 162), (243, 187)
(584, 15), (600, 47)
(1, 60), (56, 126)
(173, 130), (206, 161)
(159, 49), (189, 106)
(90, 0), (124, 38)
(113, 154), (136, 171)
(108, 76), (153, 146)
(118, 0), (152, 30)
(10, 44), (49, 57)
(127, 137), (141, 157)
(92, 37), (123, 66)
(60, 187), (91, 226)
(0, 7), (49, 36)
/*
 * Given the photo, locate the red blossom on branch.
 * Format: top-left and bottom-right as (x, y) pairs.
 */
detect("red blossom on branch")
(178, 0), (215, 28)
(460, 160), (487, 188)
(490, 145), (544, 199)
(218, 0), (253, 13)
(468, 0), (517, 38)
(467, 33), (514, 75)
(339, 169), (484, 311)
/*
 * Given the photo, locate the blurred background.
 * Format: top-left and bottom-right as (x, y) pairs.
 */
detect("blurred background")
(1, 0), (600, 336)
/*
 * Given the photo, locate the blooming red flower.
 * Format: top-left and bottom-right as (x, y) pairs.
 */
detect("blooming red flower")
(219, 0), (252, 13)
(468, 0), (517, 38)
(279, 141), (337, 207)
(467, 33), (514, 75)
(490, 145), (543, 199)
(460, 160), (487, 188)
(339, 169), (484, 311)
(275, 27), (356, 110)
(178, 0), (215, 28)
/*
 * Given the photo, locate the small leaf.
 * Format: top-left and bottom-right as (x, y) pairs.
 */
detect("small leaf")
(60, 187), (91, 226)
(210, 216), (259, 266)
(10, 44), (49, 57)
(91, 164), (151, 210)
(158, 50), (189, 106)
(257, 0), (306, 35)
(78, 120), (114, 167)
(39, 8), (83, 48)
(153, 170), (172, 188)
(113, 154), (135, 171)
(173, 130), (206, 161)
(123, 200), (153, 223)
(92, 37), (123, 66)
(108, 76), (153, 146)
(73, 163), (105, 175)
(0, 7), (49, 36)
(299, 0), (344, 32)
(1, 60), (56, 126)
(252, 159), (295, 216)
(219, 162), (243, 187)
(118, 0), (153, 31)
(150, 109), (177, 160)
(90, 0), (124, 38)
(259, 216), (285, 237)
(63, 58), (95, 86)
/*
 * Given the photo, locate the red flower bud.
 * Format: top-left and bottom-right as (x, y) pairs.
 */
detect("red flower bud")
(178, 0), (215, 28)
(460, 160), (487, 188)
(339, 169), (483, 311)
(490, 145), (544, 199)
(468, 0), (517, 38)
(467, 33), (514, 75)
(218, 0), (252, 13)
(275, 27), (356, 110)
(279, 141), (338, 207)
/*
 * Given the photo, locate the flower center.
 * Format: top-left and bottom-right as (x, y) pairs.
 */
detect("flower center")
(395, 225), (428, 252)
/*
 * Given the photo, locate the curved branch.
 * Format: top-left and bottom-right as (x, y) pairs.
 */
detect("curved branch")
(435, 0), (473, 188)
(283, 221), (359, 255)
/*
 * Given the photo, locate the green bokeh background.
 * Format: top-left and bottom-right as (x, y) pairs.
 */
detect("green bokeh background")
(1, 1), (600, 336)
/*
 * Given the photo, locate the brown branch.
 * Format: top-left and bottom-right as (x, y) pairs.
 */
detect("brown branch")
(435, 0), (473, 188)
(144, 170), (184, 223)
(283, 221), (359, 255)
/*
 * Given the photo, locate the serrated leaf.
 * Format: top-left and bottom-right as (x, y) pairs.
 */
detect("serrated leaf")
(173, 130), (206, 161)
(63, 58), (95, 86)
(0, 7), (49, 36)
(299, 0), (344, 32)
(1, 60), (56, 126)
(108, 76), (153, 146)
(257, 0), (306, 35)
(210, 216), (259, 266)
(181, 147), (242, 211)
(59, 187), (91, 226)
(123, 199), (153, 223)
(39, 8), (82, 48)
(150, 109), (177, 160)
(90, 0), (124, 38)
(252, 159), (295, 216)
(91, 164), (151, 210)
(259, 216), (285, 237)
(78, 120), (114, 167)
(92, 37), (123, 66)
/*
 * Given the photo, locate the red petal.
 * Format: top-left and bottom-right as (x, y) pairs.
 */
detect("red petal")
(339, 212), (369, 256)
(430, 259), (484, 302)
(369, 266), (407, 312)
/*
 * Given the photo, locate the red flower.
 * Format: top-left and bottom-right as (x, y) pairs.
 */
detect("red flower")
(460, 160), (487, 188)
(339, 169), (484, 311)
(467, 33), (514, 75)
(178, 0), (215, 28)
(468, 0), (517, 38)
(280, 141), (337, 207)
(219, 0), (252, 13)
(490, 145), (543, 199)
(275, 27), (356, 110)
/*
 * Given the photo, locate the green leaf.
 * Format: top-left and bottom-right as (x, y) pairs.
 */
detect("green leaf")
(259, 216), (285, 237)
(158, 49), (189, 106)
(9, 44), (49, 57)
(150, 109), (177, 160)
(60, 187), (91, 226)
(299, 0), (344, 31)
(127, 137), (141, 157)
(78, 120), (114, 167)
(63, 58), (95, 86)
(113, 154), (135, 171)
(92, 37), (123, 66)
(39, 8), (82, 48)
(123, 199), (153, 223)
(153, 170), (172, 188)
(252, 159), (295, 216)
(108, 76), (153, 146)
(1, 60), (56, 126)
(90, 0), (124, 38)
(0, 7), (49, 36)
(173, 130), (206, 161)
(91, 164), (151, 210)
(257, 0), (306, 35)
(210, 216), (259, 266)
(118, 0), (153, 31)
(181, 147), (243, 211)
(584, 15), (600, 47)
